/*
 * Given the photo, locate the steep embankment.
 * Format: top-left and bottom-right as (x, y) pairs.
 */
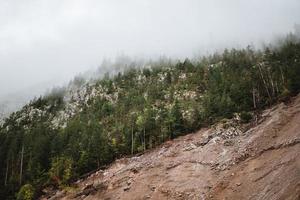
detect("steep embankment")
(42, 95), (300, 200)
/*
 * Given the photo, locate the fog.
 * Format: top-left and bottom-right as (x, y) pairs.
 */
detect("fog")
(0, 0), (300, 98)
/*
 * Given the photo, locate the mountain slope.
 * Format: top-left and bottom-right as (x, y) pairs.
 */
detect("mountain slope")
(1, 38), (300, 199)
(42, 94), (300, 200)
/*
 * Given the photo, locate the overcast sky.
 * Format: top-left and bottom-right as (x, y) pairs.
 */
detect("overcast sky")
(0, 0), (300, 98)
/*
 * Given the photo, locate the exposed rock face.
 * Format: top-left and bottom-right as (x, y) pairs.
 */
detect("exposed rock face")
(41, 95), (300, 200)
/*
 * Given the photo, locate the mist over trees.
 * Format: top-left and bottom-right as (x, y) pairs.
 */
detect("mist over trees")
(0, 33), (299, 199)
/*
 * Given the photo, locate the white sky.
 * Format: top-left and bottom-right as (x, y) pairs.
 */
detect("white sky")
(0, 0), (300, 97)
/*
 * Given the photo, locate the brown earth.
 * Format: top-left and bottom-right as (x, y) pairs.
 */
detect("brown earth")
(41, 95), (300, 200)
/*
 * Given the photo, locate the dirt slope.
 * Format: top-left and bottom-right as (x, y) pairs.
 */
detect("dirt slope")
(42, 95), (300, 200)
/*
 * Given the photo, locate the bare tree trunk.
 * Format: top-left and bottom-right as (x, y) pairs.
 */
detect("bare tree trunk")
(19, 144), (24, 186)
(131, 125), (134, 155)
(252, 88), (256, 109)
(161, 126), (164, 143)
(270, 77), (275, 96)
(257, 90), (260, 105)
(258, 63), (272, 102)
(11, 155), (14, 178)
(279, 65), (285, 86)
(275, 81), (279, 95)
(266, 67), (276, 97)
(143, 127), (146, 151)
(4, 159), (8, 186)
(149, 135), (152, 149)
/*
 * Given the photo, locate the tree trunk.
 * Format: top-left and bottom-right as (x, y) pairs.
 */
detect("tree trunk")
(258, 63), (272, 102)
(252, 88), (256, 109)
(279, 65), (285, 87)
(266, 67), (276, 97)
(5, 159), (8, 186)
(257, 90), (260, 105)
(19, 144), (24, 186)
(275, 81), (279, 95)
(149, 135), (152, 149)
(143, 127), (146, 151)
(131, 125), (134, 155)
(11, 155), (14, 178)
(161, 126), (164, 143)
(169, 124), (171, 140)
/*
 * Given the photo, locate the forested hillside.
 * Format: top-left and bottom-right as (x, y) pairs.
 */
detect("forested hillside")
(0, 35), (300, 199)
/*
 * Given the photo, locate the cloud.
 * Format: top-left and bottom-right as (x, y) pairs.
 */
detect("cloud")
(0, 0), (299, 97)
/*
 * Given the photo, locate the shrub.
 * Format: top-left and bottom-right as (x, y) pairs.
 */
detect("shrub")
(240, 111), (252, 123)
(17, 184), (35, 200)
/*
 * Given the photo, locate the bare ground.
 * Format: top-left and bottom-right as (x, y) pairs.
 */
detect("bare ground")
(42, 94), (300, 200)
